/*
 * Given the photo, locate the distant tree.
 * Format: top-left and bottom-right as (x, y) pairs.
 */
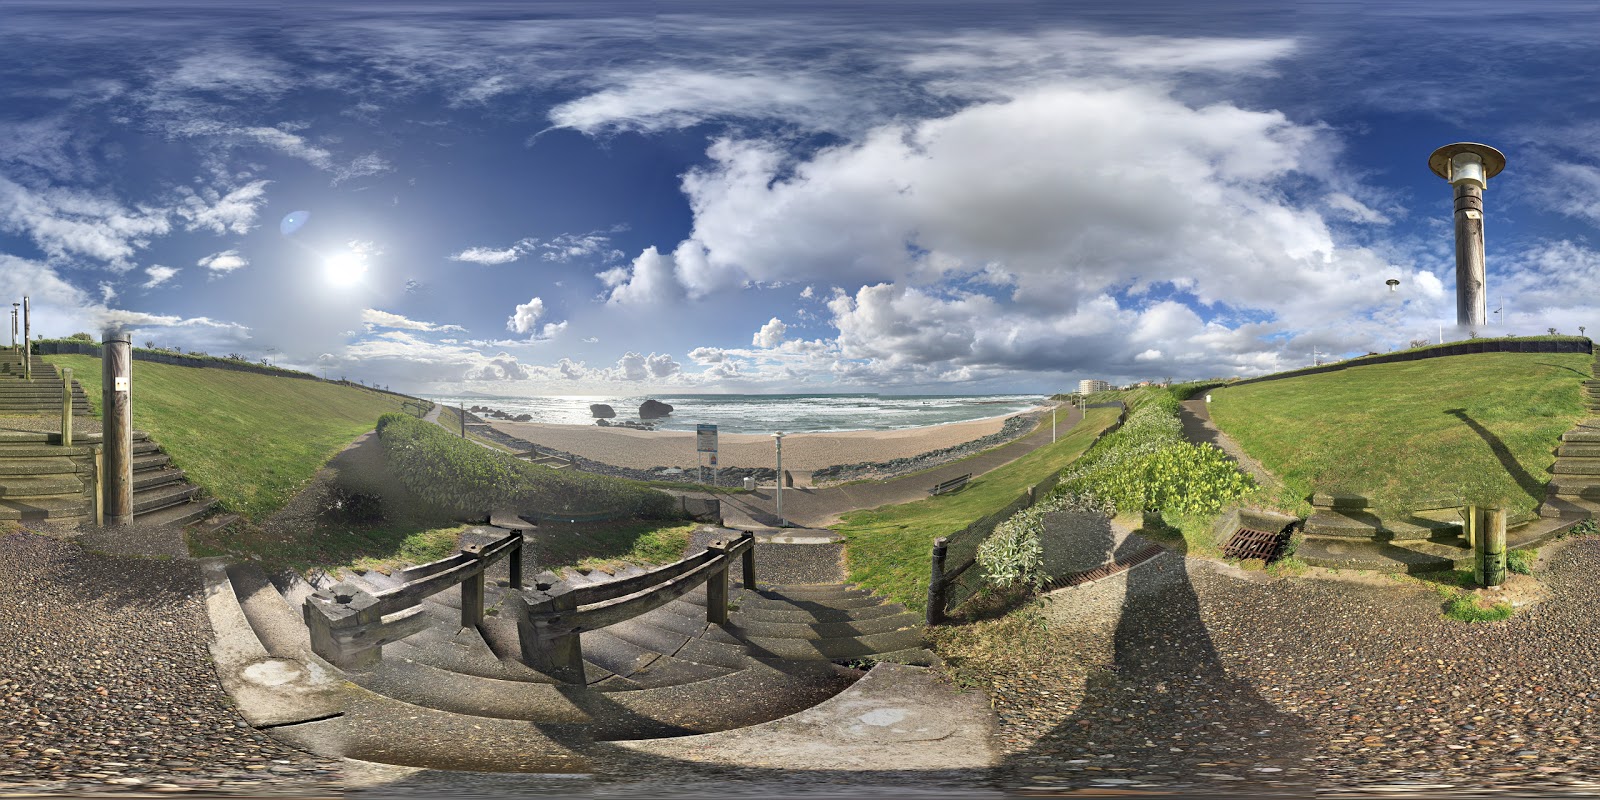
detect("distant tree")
(1580, 326), (1587, 336)
(144, 341), (155, 349)
(1468, 329), (1478, 339)
(1548, 327), (1559, 336)
(68, 332), (93, 342)
(1409, 338), (1430, 349)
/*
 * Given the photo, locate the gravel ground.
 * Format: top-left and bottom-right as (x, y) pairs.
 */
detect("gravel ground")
(991, 535), (1600, 796)
(0, 530), (342, 796)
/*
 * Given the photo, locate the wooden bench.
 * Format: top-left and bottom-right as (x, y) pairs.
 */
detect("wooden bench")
(930, 473), (972, 496)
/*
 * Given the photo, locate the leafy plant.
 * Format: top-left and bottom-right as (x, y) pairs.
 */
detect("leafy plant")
(1507, 548), (1537, 575)
(976, 506), (1049, 591)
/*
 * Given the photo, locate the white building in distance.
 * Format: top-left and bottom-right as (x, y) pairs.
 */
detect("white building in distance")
(1078, 379), (1111, 395)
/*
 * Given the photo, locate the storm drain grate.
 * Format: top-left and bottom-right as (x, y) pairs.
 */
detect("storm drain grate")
(1223, 526), (1289, 562)
(1049, 543), (1166, 589)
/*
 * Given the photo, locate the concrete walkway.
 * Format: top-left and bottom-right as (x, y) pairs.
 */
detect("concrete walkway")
(1177, 398), (1284, 493)
(700, 405), (1085, 530)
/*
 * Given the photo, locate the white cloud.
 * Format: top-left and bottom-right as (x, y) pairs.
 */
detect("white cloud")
(142, 265), (178, 289)
(549, 69), (854, 135)
(176, 179), (270, 235)
(450, 231), (621, 265)
(450, 245), (524, 264)
(752, 317), (788, 348)
(0, 174), (172, 267)
(507, 297), (545, 334)
(361, 308), (465, 333)
(609, 351), (683, 381)
(197, 249), (248, 274)
(600, 246), (685, 305)
(689, 346), (726, 364)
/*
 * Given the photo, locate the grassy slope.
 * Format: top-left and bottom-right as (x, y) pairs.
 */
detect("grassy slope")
(1207, 351), (1591, 516)
(836, 406), (1120, 612)
(46, 354), (413, 520)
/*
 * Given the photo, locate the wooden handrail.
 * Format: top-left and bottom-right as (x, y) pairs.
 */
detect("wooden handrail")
(570, 547), (722, 605)
(540, 539), (752, 635)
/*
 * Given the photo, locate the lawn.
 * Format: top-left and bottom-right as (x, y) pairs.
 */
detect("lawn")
(835, 406), (1121, 612)
(1207, 351), (1591, 516)
(45, 354), (416, 520)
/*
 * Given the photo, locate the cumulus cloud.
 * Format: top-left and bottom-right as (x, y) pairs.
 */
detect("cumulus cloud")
(197, 249), (248, 274)
(600, 246), (685, 305)
(142, 265), (178, 289)
(549, 69), (856, 135)
(752, 317), (788, 348)
(610, 351), (682, 381)
(450, 231), (622, 265)
(450, 243), (527, 265)
(175, 179), (270, 235)
(0, 175), (171, 267)
(361, 308), (465, 333)
(507, 297), (546, 334)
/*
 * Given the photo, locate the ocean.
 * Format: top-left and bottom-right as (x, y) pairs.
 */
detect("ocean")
(418, 393), (1049, 434)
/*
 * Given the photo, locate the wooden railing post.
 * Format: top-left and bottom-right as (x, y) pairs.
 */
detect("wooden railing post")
(705, 539), (730, 626)
(460, 543), (486, 627)
(60, 367), (72, 447)
(740, 531), (756, 589)
(304, 583), (384, 669)
(515, 583), (584, 683)
(927, 537), (949, 626)
(508, 537), (523, 590)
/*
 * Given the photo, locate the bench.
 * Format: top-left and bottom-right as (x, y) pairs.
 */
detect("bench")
(930, 473), (972, 496)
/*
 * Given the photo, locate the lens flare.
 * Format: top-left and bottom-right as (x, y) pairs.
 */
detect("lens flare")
(280, 210), (310, 236)
(324, 252), (368, 286)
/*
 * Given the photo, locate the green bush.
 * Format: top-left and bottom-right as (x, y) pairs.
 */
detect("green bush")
(1507, 548), (1537, 575)
(977, 509), (1048, 591)
(376, 413), (679, 520)
(1054, 396), (1253, 517)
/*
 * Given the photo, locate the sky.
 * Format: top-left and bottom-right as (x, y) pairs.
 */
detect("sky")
(2, 0), (1599, 396)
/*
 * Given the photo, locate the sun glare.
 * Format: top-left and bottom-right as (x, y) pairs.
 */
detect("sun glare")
(324, 252), (368, 286)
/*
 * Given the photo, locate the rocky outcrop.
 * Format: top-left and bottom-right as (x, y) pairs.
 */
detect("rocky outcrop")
(639, 399), (674, 419)
(590, 403), (616, 419)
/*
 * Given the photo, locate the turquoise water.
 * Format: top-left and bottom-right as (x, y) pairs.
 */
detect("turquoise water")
(419, 392), (1048, 434)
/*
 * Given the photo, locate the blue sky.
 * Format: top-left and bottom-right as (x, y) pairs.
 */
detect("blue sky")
(2, 1), (1599, 395)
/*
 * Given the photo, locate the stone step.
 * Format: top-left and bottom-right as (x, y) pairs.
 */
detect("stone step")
(1561, 430), (1600, 443)
(702, 625), (928, 661)
(663, 593), (908, 625)
(132, 453), (172, 471)
(701, 587), (889, 612)
(580, 628), (736, 688)
(1548, 478), (1600, 500)
(473, 613), (620, 686)
(1550, 458), (1600, 475)
(1557, 445), (1600, 458)
(748, 583), (874, 601)
(722, 611), (924, 641)
(131, 467), (186, 491)
(133, 482), (201, 514)
(226, 563), (317, 660)
(386, 624), (558, 685)
(134, 496), (215, 527)
(0, 495), (90, 520)
(869, 647), (942, 667)
(1309, 492), (1371, 510)
(1303, 509), (1463, 541)
(0, 474), (86, 498)
(1540, 496), (1600, 518)
(0, 443), (95, 457)
(0, 457), (80, 476)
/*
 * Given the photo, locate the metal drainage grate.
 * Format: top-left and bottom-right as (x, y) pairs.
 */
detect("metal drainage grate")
(1223, 527), (1289, 561)
(1048, 543), (1166, 589)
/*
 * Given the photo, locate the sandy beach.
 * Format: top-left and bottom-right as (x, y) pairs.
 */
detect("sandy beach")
(486, 410), (1047, 477)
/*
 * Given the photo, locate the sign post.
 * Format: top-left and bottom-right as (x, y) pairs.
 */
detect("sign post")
(696, 424), (718, 487)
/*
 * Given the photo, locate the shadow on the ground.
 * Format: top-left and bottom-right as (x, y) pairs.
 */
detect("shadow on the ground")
(1002, 519), (1317, 791)
(1446, 408), (1545, 504)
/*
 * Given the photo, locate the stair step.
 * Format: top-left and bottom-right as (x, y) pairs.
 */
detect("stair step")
(474, 613), (609, 684)
(0, 495), (90, 520)
(132, 468), (186, 491)
(132, 453), (172, 470)
(0, 443), (95, 457)
(0, 474), (86, 498)
(133, 482), (201, 514)
(1549, 478), (1600, 500)
(869, 647), (942, 667)
(669, 594), (909, 625)
(0, 457), (81, 476)
(688, 587), (887, 612)
(724, 611), (924, 641)
(134, 496), (215, 527)
(1551, 459), (1600, 475)
(1561, 431), (1600, 443)
(225, 563), (316, 660)
(1540, 496), (1600, 518)
(386, 624), (554, 684)
(703, 626), (929, 661)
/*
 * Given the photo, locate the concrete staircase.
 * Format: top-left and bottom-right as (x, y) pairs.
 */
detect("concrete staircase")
(1540, 347), (1600, 518)
(211, 534), (935, 773)
(0, 430), (97, 524)
(0, 351), (91, 415)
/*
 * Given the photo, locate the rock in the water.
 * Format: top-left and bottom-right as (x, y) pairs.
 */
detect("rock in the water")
(513, 413), (532, 422)
(639, 399), (674, 419)
(590, 403), (617, 419)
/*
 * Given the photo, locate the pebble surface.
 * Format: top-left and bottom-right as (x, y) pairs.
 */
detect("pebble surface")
(0, 530), (342, 796)
(993, 536), (1600, 796)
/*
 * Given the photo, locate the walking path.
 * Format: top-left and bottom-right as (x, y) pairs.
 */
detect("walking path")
(703, 405), (1084, 530)
(1177, 398), (1283, 493)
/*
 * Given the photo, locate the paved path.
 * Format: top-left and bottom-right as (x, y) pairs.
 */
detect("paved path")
(702, 405), (1086, 530)
(1178, 398), (1284, 493)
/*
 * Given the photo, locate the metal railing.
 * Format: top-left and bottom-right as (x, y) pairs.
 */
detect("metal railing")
(512, 531), (756, 683)
(303, 530), (524, 669)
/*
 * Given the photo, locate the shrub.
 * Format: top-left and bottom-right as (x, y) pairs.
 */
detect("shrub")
(375, 413), (679, 519)
(1506, 548), (1537, 575)
(976, 509), (1049, 591)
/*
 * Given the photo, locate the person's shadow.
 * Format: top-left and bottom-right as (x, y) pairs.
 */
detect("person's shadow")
(1011, 513), (1318, 792)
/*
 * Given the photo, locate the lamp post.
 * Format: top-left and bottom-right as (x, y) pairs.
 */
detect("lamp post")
(9, 303), (17, 349)
(773, 431), (785, 528)
(21, 296), (29, 380)
(1429, 142), (1506, 331)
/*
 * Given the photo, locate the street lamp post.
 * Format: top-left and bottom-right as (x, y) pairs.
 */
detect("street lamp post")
(773, 431), (785, 528)
(9, 303), (17, 349)
(1429, 142), (1507, 331)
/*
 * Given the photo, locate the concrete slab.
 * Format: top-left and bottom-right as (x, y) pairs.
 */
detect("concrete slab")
(201, 560), (350, 728)
(610, 663), (997, 771)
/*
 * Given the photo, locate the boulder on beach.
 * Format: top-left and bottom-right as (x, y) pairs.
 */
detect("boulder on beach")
(513, 413), (532, 422)
(590, 403), (616, 419)
(639, 399), (674, 419)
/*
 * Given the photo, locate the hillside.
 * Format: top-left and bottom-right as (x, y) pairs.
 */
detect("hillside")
(44, 354), (416, 520)
(1207, 351), (1592, 516)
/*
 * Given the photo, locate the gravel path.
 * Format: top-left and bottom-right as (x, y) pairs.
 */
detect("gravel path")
(0, 530), (341, 795)
(992, 535), (1600, 795)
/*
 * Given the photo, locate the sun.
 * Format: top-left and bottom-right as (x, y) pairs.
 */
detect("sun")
(324, 252), (368, 286)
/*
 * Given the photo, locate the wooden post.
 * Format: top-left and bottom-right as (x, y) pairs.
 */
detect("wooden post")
(508, 537), (523, 590)
(460, 543), (486, 627)
(460, 404), (466, 438)
(740, 531), (756, 590)
(93, 445), (103, 527)
(59, 367), (72, 447)
(21, 296), (29, 381)
(101, 333), (133, 526)
(705, 539), (730, 626)
(1464, 504), (1477, 550)
(1475, 507), (1507, 587)
(927, 537), (949, 626)
(516, 584), (584, 683)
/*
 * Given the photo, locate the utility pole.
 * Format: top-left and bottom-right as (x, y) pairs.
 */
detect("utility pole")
(1429, 142), (1506, 331)
(21, 296), (30, 380)
(773, 431), (785, 528)
(102, 333), (133, 526)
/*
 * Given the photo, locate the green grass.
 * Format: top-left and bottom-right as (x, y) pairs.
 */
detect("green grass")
(45, 354), (412, 520)
(834, 406), (1121, 612)
(540, 520), (702, 573)
(1445, 594), (1515, 623)
(1507, 548), (1537, 575)
(1207, 351), (1591, 516)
